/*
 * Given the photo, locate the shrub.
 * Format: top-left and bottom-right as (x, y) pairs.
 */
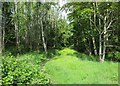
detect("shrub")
(18, 52), (47, 65)
(108, 51), (120, 61)
(1, 55), (49, 84)
(58, 48), (77, 56)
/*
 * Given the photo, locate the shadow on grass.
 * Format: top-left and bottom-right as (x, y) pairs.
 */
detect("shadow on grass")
(73, 52), (98, 61)
(47, 49), (60, 58)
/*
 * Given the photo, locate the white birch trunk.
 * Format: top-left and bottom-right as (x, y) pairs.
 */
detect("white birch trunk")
(41, 18), (47, 55)
(14, 2), (19, 56)
(99, 33), (102, 61)
(102, 16), (107, 61)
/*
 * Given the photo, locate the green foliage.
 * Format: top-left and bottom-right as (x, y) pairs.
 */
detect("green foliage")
(18, 52), (47, 65)
(114, 51), (120, 58)
(45, 56), (118, 84)
(64, 2), (119, 61)
(80, 8), (93, 19)
(56, 48), (97, 61)
(56, 19), (73, 48)
(1, 54), (49, 84)
(108, 51), (120, 61)
(58, 48), (77, 56)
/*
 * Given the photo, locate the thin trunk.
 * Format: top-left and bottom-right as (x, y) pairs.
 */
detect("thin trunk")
(0, 25), (2, 55)
(15, 2), (19, 56)
(2, 3), (5, 55)
(85, 44), (90, 55)
(98, 16), (103, 62)
(88, 39), (92, 55)
(0, 3), (2, 55)
(2, 18), (5, 55)
(25, 27), (28, 50)
(92, 37), (97, 55)
(24, 3), (28, 50)
(29, 2), (33, 51)
(87, 38), (92, 55)
(93, 2), (98, 55)
(102, 36), (106, 61)
(90, 15), (97, 55)
(102, 16), (107, 61)
(41, 18), (47, 55)
(99, 33), (102, 61)
(37, 3), (41, 51)
(37, 33), (41, 51)
(54, 17), (57, 48)
(45, 13), (48, 50)
(98, 26), (104, 62)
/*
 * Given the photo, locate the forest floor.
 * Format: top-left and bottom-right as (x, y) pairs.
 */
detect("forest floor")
(44, 48), (118, 84)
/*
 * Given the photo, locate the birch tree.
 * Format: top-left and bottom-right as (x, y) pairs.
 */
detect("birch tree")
(14, 1), (20, 56)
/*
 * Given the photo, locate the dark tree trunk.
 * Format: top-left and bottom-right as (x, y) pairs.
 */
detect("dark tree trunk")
(0, 2), (2, 55)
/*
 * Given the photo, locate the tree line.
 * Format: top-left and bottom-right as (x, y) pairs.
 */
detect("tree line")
(0, 2), (120, 62)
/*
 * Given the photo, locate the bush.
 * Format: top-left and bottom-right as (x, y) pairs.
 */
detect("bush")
(108, 51), (120, 61)
(58, 48), (77, 56)
(18, 52), (47, 65)
(1, 55), (49, 84)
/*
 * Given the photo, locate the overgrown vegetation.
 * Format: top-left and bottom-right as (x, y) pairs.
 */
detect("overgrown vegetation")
(1, 53), (49, 84)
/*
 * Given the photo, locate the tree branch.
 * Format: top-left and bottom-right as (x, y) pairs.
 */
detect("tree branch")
(106, 19), (114, 30)
(106, 45), (120, 48)
(89, 18), (100, 33)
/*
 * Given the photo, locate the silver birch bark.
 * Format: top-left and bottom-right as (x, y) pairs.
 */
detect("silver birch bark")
(41, 17), (47, 55)
(14, 2), (19, 56)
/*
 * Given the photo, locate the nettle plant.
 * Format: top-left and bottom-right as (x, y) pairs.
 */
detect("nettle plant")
(1, 55), (49, 84)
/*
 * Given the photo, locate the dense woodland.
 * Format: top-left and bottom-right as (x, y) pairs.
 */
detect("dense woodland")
(0, 1), (120, 84)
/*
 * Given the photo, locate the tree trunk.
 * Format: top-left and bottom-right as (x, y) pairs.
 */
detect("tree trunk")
(93, 2), (98, 56)
(102, 36), (106, 62)
(89, 15), (97, 56)
(1, 3), (6, 56)
(98, 14), (104, 62)
(87, 38), (92, 55)
(41, 18), (47, 55)
(92, 36), (97, 55)
(99, 33), (102, 61)
(24, 3), (28, 51)
(14, 2), (19, 56)
(0, 3), (2, 55)
(0, 25), (2, 55)
(2, 17), (5, 55)
(102, 16), (107, 62)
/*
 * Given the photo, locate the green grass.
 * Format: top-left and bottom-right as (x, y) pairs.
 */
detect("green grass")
(0, 48), (119, 84)
(0, 56), (2, 85)
(45, 48), (118, 84)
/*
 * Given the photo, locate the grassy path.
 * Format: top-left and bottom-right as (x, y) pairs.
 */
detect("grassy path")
(45, 56), (118, 84)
